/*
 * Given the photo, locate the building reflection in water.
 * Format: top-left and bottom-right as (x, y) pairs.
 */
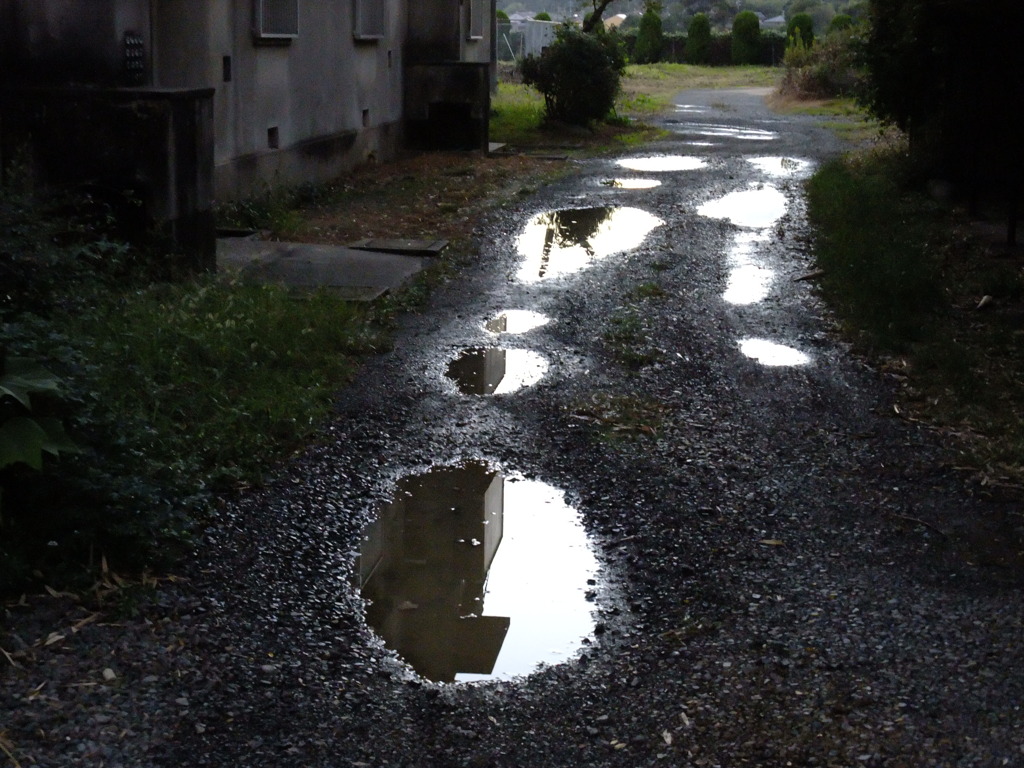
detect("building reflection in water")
(357, 463), (509, 683)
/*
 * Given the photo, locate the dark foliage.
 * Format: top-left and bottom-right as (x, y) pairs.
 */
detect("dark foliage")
(685, 13), (712, 63)
(521, 25), (626, 127)
(731, 11), (762, 65)
(787, 13), (815, 47)
(634, 7), (665, 64)
(860, 0), (1024, 243)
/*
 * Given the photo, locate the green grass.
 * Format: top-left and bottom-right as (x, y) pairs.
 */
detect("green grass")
(490, 83), (546, 144)
(72, 278), (386, 487)
(806, 141), (1024, 480)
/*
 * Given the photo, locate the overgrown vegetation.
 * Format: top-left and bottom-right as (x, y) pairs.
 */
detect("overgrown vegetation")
(807, 138), (1024, 483)
(521, 24), (626, 127)
(0, 186), (386, 591)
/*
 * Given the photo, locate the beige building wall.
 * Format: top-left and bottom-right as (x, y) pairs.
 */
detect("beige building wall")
(153, 0), (406, 200)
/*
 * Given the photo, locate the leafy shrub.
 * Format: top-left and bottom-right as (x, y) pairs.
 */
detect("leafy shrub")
(685, 13), (711, 63)
(731, 10), (762, 65)
(521, 25), (626, 127)
(781, 27), (862, 99)
(828, 13), (854, 35)
(787, 13), (814, 48)
(634, 7), (665, 64)
(496, 9), (509, 22)
(534, 11), (551, 21)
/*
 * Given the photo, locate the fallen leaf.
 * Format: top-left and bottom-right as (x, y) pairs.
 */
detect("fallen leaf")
(43, 632), (66, 646)
(758, 539), (784, 546)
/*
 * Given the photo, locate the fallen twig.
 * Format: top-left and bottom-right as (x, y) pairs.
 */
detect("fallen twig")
(891, 513), (949, 539)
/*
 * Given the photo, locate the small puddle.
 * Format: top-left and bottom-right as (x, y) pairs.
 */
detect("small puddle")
(697, 186), (787, 229)
(515, 206), (663, 282)
(723, 232), (774, 305)
(484, 310), (550, 335)
(615, 155), (707, 172)
(599, 178), (662, 189)
(357, 462), (599, 682)
(446, 347), (548, 394)
(739, 338), (811, 366)
(674, 104), (709, 113)
(671, 122), (778, 141)
(748, 156), (813, 177)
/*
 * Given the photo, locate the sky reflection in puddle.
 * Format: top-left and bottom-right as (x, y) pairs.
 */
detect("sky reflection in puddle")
(739, 338), (811, 366)
(671, 123), (778, 141)
(615, 155), (708, 172)
(516, 206), (663, 282)
(697, 186), (787, 229)
(357, 462), (599, 682)
(748, 156), (814, 177)
(599, 178), (662, 189)
(484, 310), (550, 335)
(446, 347), (548, 394)
(723, 232), (773, 305)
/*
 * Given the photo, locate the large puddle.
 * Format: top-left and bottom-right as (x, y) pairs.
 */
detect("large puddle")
(446, 347), (548, 394)
(357, 462), (599, 682)
(697, 186), (787, 229)
(515, 206), (663, 282)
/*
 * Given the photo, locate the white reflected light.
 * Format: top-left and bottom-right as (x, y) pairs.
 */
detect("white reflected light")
(456, 478), (599, 681)
(493, 349), (549, 394)
(484, 310), (551, 335)
(616, 155), (708, 172)
(515, 207), (663, 282)
(748, 156), (814, 177)
(698, 186), (787, 229)
(724, 265), (774, 305)
(672, 123), (777, 141)
(739, 338), (811, 367)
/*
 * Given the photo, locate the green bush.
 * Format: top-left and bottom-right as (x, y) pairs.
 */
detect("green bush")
(685, 13), (711, 63)
(827, 13), (853, 35)
(731, 10), (762, 65)
(634, 7), (664, 64)
(521, 25), (626, 127)
(781, 28), (862, 98)
(534, 11), (551, 21)
(787, 13), (814, 48)
(497, 9), (509, 23)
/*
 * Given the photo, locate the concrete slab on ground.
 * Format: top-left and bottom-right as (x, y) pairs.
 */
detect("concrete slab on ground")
(216, 238), (429, 301)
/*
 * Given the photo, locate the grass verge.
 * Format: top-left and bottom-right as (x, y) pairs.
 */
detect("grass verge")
(806, 138), (1024, 485)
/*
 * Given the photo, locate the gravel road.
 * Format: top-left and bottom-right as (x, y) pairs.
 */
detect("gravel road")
(3, 88), (1022, 768)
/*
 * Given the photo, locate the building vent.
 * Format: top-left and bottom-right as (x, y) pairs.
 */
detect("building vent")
(354, 0), (385, 40)
(257, 0), (299, 39)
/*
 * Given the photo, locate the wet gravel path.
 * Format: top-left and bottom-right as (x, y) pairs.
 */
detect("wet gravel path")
(3, 89), (1023, 767)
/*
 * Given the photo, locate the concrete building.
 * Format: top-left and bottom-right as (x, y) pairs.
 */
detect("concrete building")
(0, 0), (496, 263)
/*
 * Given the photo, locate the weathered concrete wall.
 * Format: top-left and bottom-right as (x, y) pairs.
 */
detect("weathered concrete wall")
(0, 86), (216, 270)
(0, 0), (150, 86)
(153, 0), (406, 200)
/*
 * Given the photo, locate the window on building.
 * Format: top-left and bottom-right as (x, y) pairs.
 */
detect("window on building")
(256, 0), (299, 39)
(354, 0), (385, 40)
(467, 0), (486, 40)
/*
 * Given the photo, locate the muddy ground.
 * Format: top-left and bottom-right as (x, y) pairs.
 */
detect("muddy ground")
(2, 89), (1023, 768)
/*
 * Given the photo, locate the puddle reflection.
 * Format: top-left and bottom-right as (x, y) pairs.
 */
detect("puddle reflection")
(748, 156), (813, 177)
(446, 347), (548, 394)
(600, 178), (662, 189)
(615, 155), (707, 172)
(516, 206), (663, 282)
(697, 186), (787, 229)
(739, 338), (811, 366)
(358, 462), (599, 682)
(724, 232), (774, 305)
(671, 122), (778, 141)
(484, 310), (550, 335)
